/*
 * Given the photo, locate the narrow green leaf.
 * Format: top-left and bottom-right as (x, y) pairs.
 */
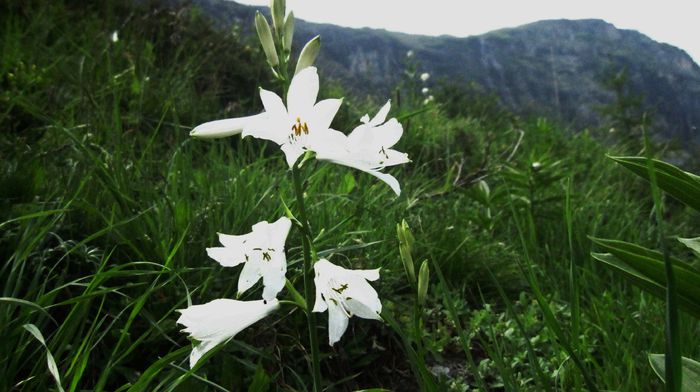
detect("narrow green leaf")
(590, 238), (700, 302)
(247, 362), (271, 392)
(590, 252), (700, 318)
(610, 156), (700, 211)
(679, 237), (700, 259)
(649, 354), (700, 391)
(23, 324), (65, 392)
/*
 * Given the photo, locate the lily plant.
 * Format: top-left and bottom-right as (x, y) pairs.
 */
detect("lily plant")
(176, 0), (409, 390)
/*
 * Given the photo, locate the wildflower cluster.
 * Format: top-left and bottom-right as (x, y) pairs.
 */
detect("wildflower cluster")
(175, 0), (409, 387)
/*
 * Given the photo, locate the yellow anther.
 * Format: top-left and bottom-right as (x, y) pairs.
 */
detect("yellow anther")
(291, 117), (309, 137)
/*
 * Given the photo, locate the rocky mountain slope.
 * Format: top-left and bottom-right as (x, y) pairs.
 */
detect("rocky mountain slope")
(195, 0), (700, 143)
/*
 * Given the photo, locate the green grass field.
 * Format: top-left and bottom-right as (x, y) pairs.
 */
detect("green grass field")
(2, 1), (700, 391)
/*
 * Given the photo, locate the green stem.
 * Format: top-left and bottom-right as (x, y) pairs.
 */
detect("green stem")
(643, 127), (680, 392)
(292, 166), (322, 392)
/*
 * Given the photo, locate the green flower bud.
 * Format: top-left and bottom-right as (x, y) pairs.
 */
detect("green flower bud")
(255, 11), (279, 67)
(397, 220), (415, 284)
(270, 0), (285, 35)
(295, 35), (320, 75)
(283, 11), (295, 52)
(417, 260), (430, 306)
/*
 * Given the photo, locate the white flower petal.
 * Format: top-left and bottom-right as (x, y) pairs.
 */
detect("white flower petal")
(190, 114), (265, 139)
(261, 258), (286, 300)
(237, 255), (264, 296)
(345, 298), (382, 320)
(371, 118), (403, 148)
(368, 100), (391, 127)
(328, 302), (349, 346)
(280, 142), (306, 168)
(267, 217), (292, 247)
(242, 113), (289, 145)
(206, 246), (246, 267)
(217, 232), (247, 249)
(362, 169), (402, 196)
(309, 98), (343, 131)
(352, 268), (381, 282)
(177, 298), (279, 368)
(308, 128), (348, 159)
(259, 88), (288, 118)
(343, 277), (382, 319)
(287, 66), (319, 116)
(381, 149), (410, 167)
(312, 290), (328, 312)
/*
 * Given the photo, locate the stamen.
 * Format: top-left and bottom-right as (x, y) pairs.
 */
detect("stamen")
(291, 117), (310, 138)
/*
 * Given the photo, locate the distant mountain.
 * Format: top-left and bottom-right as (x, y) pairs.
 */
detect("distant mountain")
(194, 0), (700, 144)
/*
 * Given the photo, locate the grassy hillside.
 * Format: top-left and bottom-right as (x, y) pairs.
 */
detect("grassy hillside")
(2, 1), (700, 391)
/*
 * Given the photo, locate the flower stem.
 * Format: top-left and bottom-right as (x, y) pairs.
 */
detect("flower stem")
(292, 166), (323, 391)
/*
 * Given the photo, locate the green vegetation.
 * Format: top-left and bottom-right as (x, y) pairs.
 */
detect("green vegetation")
(2, 1), (699, 391)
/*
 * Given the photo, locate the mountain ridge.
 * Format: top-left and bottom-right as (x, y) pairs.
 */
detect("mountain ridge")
(195, 0), (700, 144)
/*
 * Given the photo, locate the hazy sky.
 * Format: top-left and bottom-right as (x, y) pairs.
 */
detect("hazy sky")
(234, 0), (700, 65)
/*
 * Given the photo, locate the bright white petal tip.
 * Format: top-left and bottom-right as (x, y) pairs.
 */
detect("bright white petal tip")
(312, 259), (382, 345)
(177, 298), (279, 368)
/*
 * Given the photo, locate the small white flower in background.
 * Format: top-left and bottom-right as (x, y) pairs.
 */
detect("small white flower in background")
(316, 100), (409, 195)
(207, 217), (291, 300)
(312, 259), (382, 346)
(177, 298), (279, 368)
(420, 72), (430, 82)
(244, 66), (344, 167)
(421, 87), (429, 95)
(531, 162), (543, 171)
(423, 95), (434, 105)
(110, 31), (119, 43)
(406, 50), (414, 58)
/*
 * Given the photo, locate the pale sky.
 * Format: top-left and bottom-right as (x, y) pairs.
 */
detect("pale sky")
(234, 0), (700, 65)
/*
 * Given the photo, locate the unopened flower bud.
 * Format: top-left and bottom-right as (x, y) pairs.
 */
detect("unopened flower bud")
(283, 11), (295, 51)
(397, 220), (416, 284)
(255, 11), (279, 67)
(270, 0), (286, 34)
(295, 35), (321, 75)
(417, 260), (430, 306)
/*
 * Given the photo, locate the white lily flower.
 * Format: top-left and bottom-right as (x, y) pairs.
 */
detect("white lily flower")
(177, 298), (279, 368)
(315, 100), (409, 195)
(207, 217), (291, 300)
(312, 259), (382, 346)
(243, 66), (344, 167)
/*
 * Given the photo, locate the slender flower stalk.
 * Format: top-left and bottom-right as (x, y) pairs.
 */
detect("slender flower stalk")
(292, 166), (323, 391)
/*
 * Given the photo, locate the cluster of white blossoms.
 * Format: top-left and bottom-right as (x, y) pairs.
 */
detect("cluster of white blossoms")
(177, 215), (384, 367)
(191, 67), (409, 195)
(178, 65), (408, 368)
